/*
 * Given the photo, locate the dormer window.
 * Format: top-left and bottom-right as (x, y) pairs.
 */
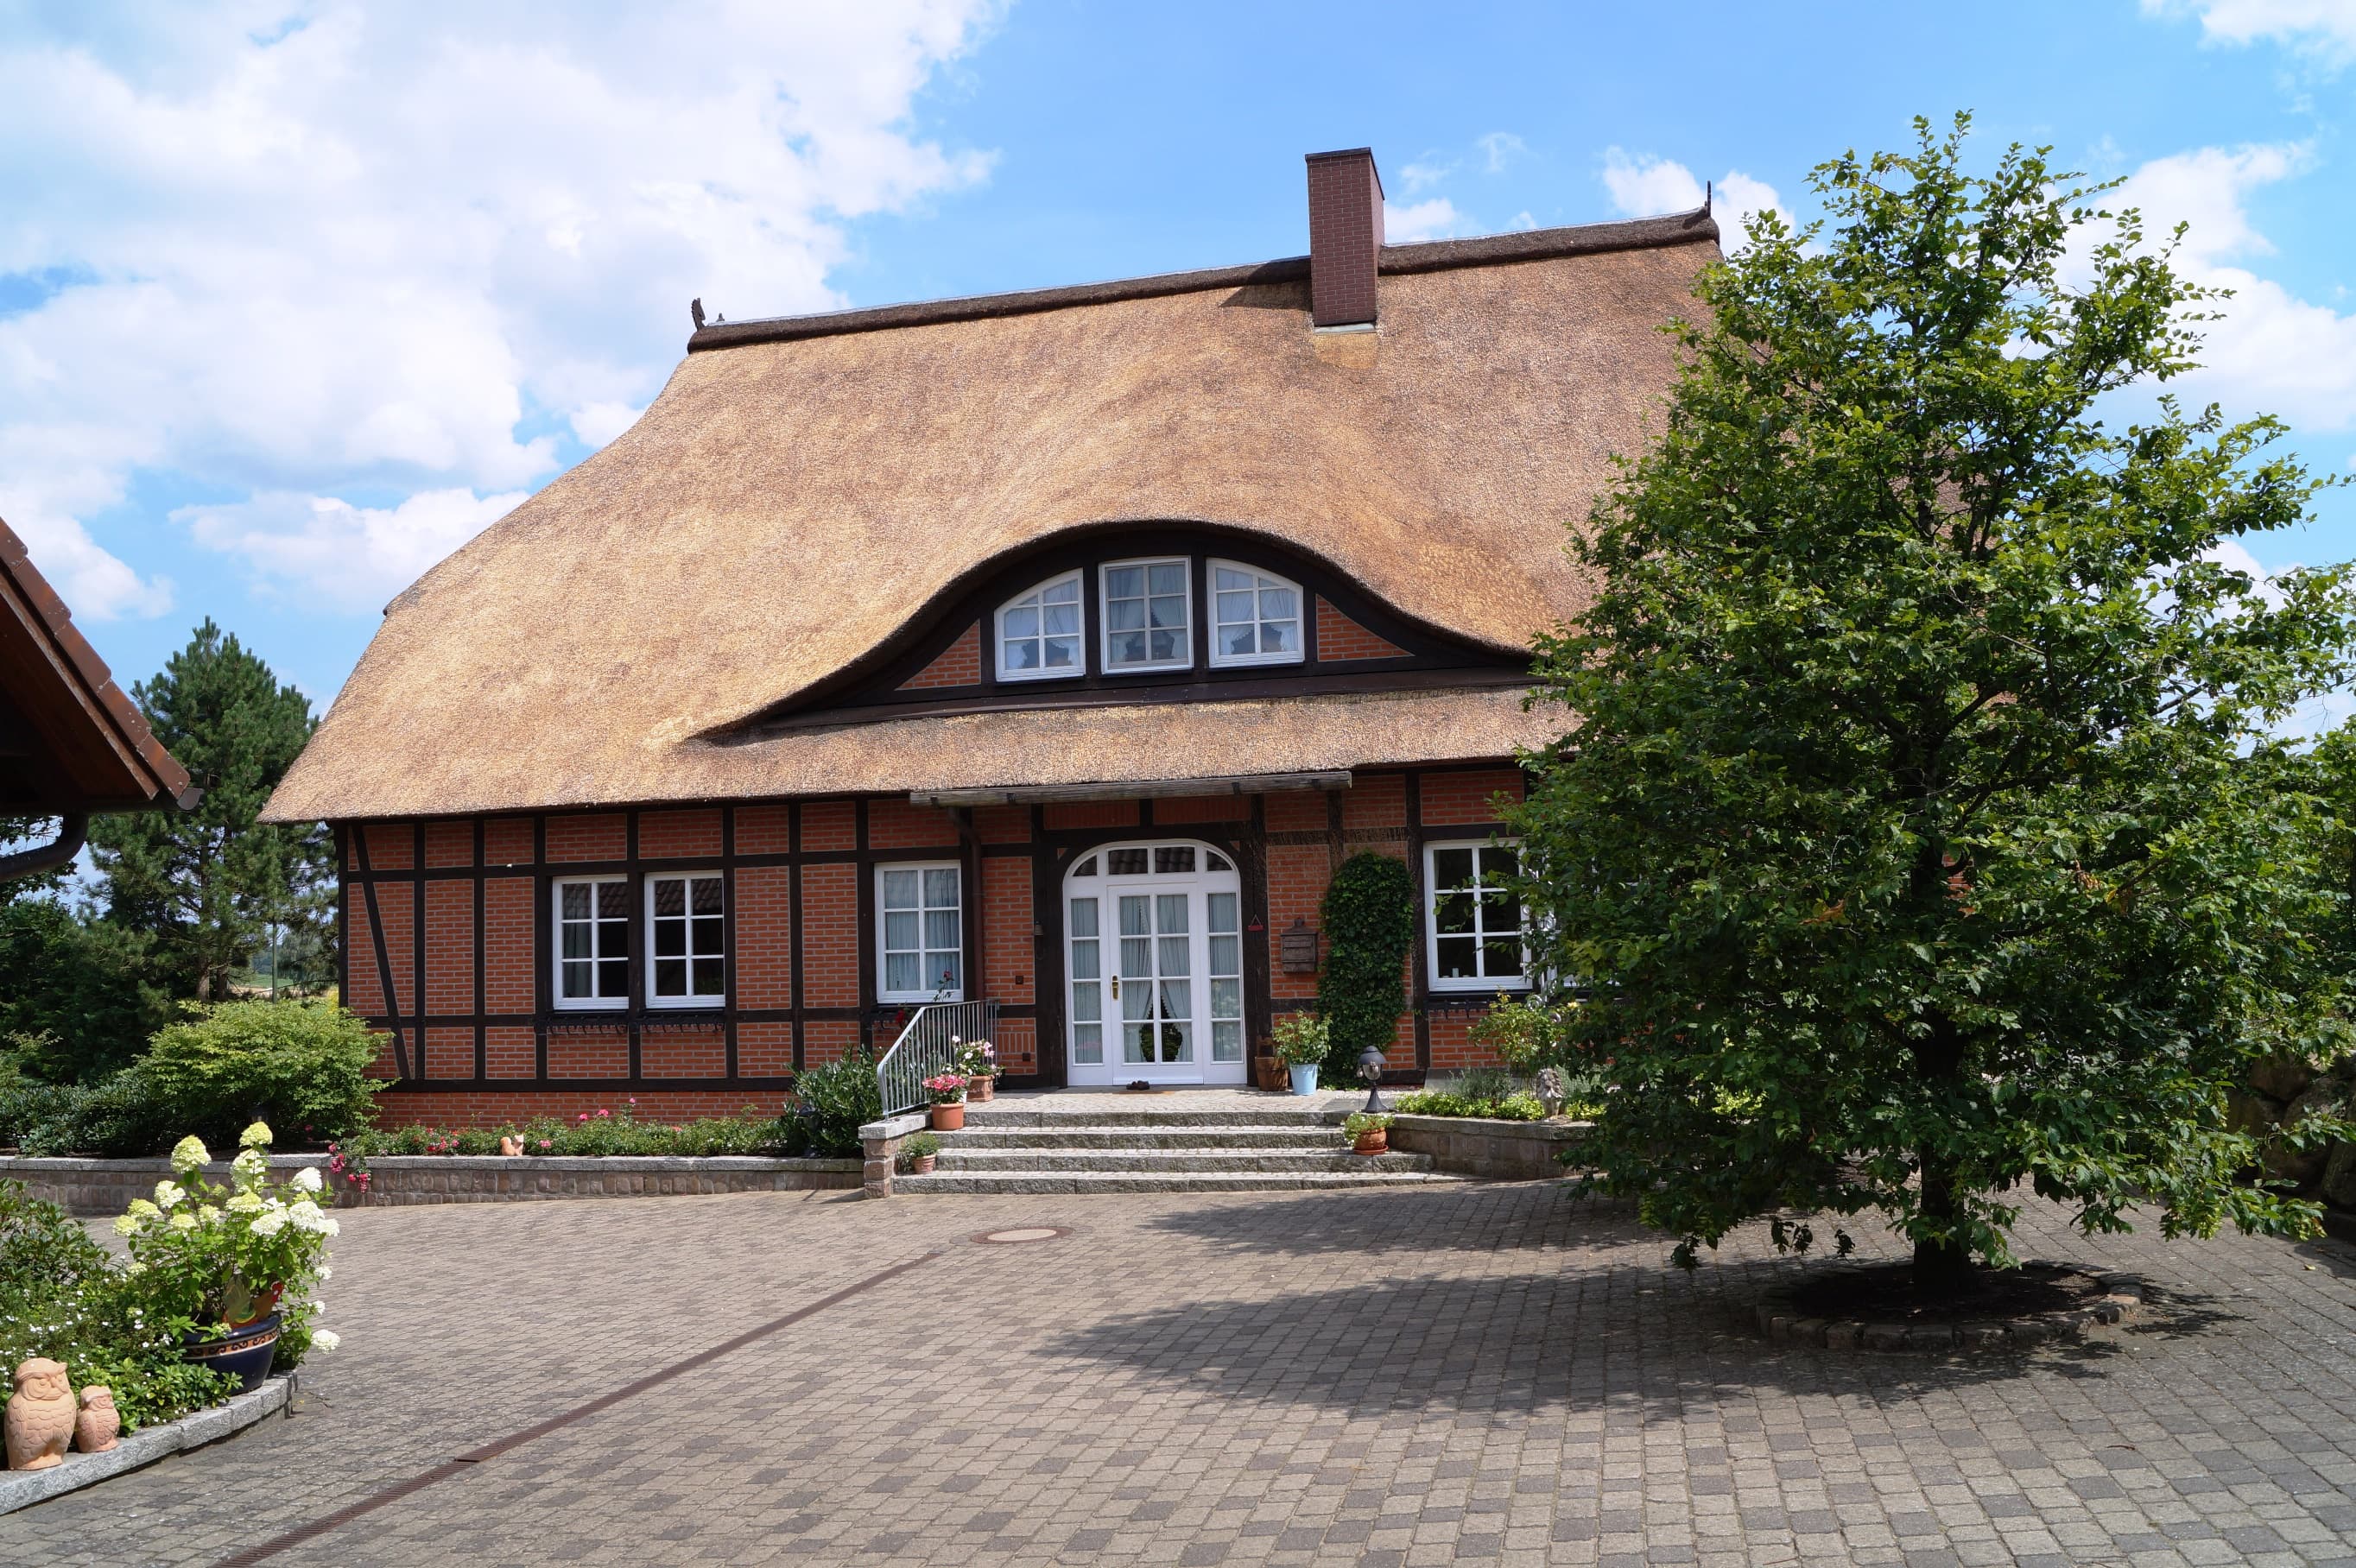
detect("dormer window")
(1102, 558), (1192, 672)
(1208, 561), (1302, 667)
(997, 572), (1085, 681)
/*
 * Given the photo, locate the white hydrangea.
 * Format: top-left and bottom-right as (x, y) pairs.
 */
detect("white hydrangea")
(196, 1204), (221, 1225)
(152, 1181), (185, 1210)
(310, 1329), (340, 1352)
(291, 1167), (323, 1193)
(168, 1211), (196, 1231)
(125, 1198), (159, 1220)
(232, 1148), (269, 1179)
(249, 1211), (286, 1238)
(170, 1135), (210, 1173)
(239, 1120), (273, 1148)
(227, 1192), (263, 1214)
(287, 1200), (338, 1236)
(316, 1265), (331, 1280)
(111, 1215), (139, 1237)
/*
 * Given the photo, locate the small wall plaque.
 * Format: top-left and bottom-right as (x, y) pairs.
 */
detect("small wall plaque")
(1279, 920), (1321, 975)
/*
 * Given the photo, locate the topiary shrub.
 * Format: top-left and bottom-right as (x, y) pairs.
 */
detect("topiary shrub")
(1316, 852), (1416, 1081)
(133, 1001), (382, 1151)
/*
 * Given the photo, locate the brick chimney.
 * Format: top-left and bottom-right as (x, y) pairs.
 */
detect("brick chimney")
(1305, 148), (1384, 330)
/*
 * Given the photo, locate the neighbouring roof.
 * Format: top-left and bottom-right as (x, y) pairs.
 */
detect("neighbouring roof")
(263, 209), (1718, 824)
(0, 517), (194, 815)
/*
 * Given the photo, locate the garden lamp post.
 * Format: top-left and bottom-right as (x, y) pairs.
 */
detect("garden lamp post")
(1358, 1044), (1387, 1114)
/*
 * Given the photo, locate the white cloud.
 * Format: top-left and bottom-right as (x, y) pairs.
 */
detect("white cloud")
(175, 488), (528, 611)
(0, 3), (999, 618)
(1600, 149), (1788, 251)
(1384, 198), (1463, 243)
(1396, 158), (1452, 194)
(2144, 0), (2356, 61)
(2106, 143), (2356, 431)
(1476, 132), (1525, 174)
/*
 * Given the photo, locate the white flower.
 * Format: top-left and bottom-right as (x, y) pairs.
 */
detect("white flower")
(309, 1330), (339, 1352)
(239, 1121), (273, 1149)
(170, 1135), (210, 1173)
(310, 1300), (326, 1316)
(315, 1266), (331, 1281)
(125, 1198), (159, 1221)
(152, 1180), (185, 1210)
(288, 1200), (334, 1235)
(196, 1204), (221, 1225)
(227, 1192), (263, 1215)
(124, 1261), (145, 1277)
(249, 1211), (286, 1238)
(111, 1215), (138, 1237)
(168, 1211), (196, 1231)
(233, 1148), (269, 1179)
(291, 1167), (323, 1193)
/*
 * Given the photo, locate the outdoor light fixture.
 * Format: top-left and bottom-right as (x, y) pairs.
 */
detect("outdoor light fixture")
(1358, 1044), (1387, 1114)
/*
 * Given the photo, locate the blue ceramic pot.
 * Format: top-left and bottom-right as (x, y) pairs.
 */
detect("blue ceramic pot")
(182, 1311), (282, 1392)
(1289, 1064), (1320, 1097)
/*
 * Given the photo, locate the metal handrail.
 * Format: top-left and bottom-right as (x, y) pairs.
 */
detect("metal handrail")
(877, 998), (1002, 1118)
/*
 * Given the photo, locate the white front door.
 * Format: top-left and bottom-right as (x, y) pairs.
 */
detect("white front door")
(1065, 841), (1246, 1085)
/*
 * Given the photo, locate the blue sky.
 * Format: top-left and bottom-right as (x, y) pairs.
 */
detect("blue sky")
(3, 0), (2353, 711)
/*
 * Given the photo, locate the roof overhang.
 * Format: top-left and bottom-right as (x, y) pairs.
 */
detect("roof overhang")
(909, 771), (1352, 808)
(0, 516), (195, 817)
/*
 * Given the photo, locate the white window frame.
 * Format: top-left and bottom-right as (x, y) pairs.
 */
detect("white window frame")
(875, 861), (965, 1003)
(643, 870), (727, 1009)
(551, 875), (631, 1011)
(1099, 556), (1194, 673)
(1423, 840), (1529, 992)
(994, 570), (1087, 683)
(1206, 559), (1305, 668)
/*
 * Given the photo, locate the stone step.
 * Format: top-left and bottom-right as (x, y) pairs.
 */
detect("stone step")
(959, 1106), (1346, 1129)
(931, 1148), (1432, 1174)
(893, 1170), (1467, 1194)
(940, 1126), (1348, 1150)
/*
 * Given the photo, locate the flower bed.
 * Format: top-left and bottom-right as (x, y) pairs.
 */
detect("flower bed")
(1, 1122), (338, 1480)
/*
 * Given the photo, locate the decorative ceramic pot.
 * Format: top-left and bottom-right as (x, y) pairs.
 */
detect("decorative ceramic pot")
(930, 1103), (966, 1131)
(181, 1312), (282, 1394)
(911, 1154), (938, 1174)
(967, 1074), (994, 1103)
(1289, 1064), (1320, 1097)
(1352, 1129), (1389, 1156)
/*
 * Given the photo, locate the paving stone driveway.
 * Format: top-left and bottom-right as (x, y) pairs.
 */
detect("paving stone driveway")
(7, 1183), (2356, 1567)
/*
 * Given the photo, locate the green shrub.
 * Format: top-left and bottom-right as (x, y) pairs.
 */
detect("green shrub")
(334, 1103), (803, 1167)
(789, 1047), (881, 1157)
(1392, 1089), (1549, 1122)
(1468, 996), (1554, 1072)
(137, 1001), (382, 1150)
(1270, 1014), (1329, 1067)
(1317, 853), (1416, 1080)
(14, 1067), (176, 1157)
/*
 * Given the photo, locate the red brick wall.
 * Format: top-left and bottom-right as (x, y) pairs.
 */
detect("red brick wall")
(425, 821), (473, 868)
(547, 1027), (629, 1078)
(736, 805), (792, 854)
(1315, 597), (1407, 661)
(424, 1027), (473, 1078)
(737, 1021), (794, 1078)
(362, 823), (413, 869)
(483, 878), (535, 1013)
(485, 1025), (535, 1078)
(799, 863), (858, 1006)
(982, 857), (1034, 1006)
(975, 806), (1030, 844)
(1426, 1010), (1510, 1072)
(1043, 800), (1137, 831)
(802, 800), (857, 851)
(1264, 791), (1328, 833)
(1421, 768), (1523, 826)
(1155, 794), (1250, 824)
(801, 1019), (859, 1067)
(547, 813), (625, 863)
(734, 865), (794, 1008)
(639, 808), (722, 859)
(484, 817), (534, 866)
(1342, 772), (1407, 836)
(1266, 841), (1328, 1002)
(640, 1027), (726, 1078)
(868, 799), (958, 849)
(898, 622), (981, 690)
(424, 880), (473, 1014)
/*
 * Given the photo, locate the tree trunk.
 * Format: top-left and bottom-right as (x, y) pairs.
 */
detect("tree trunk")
(1913, 1150), (1978, 1299)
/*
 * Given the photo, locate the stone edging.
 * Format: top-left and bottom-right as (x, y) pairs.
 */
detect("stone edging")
(1385, 1116), (1592, 1181)
(0, 1374), (292, 1514)
(1748, 1262), (2146, 1353)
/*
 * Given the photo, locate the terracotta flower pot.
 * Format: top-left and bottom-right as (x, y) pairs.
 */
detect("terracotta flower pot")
(930, 1103), (966, 1131)
(911, 1154), (938, 1174)
(1352, 1130), (1388, 1156)
(967, 1074), (995, 1102)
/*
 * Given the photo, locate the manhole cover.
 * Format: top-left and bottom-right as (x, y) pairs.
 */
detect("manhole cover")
(975, 1227), (1067, 1244)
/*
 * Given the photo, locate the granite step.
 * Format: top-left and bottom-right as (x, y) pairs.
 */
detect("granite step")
(940, 1125), (1348, 1150)
(931, 1148), (1432, 1174)
(893, 1170), (1466, 1194)
(956, 1105), (1346, 1129)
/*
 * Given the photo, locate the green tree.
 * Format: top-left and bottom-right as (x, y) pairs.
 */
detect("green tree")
(1510, 117), (2355, 1298)
(88, 622), (329, 1002)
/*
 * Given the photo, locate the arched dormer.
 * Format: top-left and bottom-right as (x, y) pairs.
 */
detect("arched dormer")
(717, 522), (1531, 738)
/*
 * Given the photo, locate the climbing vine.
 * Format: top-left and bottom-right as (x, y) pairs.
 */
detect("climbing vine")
(1316, 852), (1416, 1079)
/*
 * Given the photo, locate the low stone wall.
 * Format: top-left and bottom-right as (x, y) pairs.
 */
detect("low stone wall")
(0, 1154), (860, 1214)
(1387, 1115), (1591, 1180)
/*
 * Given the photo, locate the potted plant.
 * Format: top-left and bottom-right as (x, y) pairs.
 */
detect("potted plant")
(923, 1072), (968, 1130)
(954, 1036), (998, 1102)
(115, 1123), (340, 1392)
(900, 1130), (942, 1174)
(1344, 1111), (1392, 1156)
(1270, 1015), (1330, 1097)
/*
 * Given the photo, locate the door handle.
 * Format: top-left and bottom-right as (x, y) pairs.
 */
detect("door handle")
(1110, 976), (1120, 1001)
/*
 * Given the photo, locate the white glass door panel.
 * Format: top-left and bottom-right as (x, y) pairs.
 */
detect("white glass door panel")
(1064, 841), (1246, 1086)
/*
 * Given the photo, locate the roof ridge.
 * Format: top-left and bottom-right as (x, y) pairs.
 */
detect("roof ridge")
(686, 206), (1717, 353)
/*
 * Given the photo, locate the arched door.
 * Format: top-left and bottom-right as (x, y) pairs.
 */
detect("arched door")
(1064, 840), (1246, 1085)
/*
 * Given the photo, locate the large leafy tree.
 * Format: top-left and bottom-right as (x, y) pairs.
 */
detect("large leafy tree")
(1511, 117), (2354, 1296)
(88, 621), (330, 1002)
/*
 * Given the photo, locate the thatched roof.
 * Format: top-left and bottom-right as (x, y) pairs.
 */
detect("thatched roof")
(264, 210), (1717, 823)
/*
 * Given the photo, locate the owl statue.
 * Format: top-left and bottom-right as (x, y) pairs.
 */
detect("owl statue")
(6, 1358), (75, 1470)
(75, 1386), (121, 1454)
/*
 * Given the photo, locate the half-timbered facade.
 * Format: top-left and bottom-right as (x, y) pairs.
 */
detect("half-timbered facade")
(263, 148), (1720, 1126)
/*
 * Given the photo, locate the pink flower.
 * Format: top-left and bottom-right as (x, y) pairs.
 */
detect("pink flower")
(577, 1113), (590, 1123)
(538, 1139), (552, 1150)
(596, 1109), (611, 1119)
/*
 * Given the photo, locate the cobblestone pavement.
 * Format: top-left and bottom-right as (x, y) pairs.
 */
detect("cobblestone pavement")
(8, 1183), (2355, 1567)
